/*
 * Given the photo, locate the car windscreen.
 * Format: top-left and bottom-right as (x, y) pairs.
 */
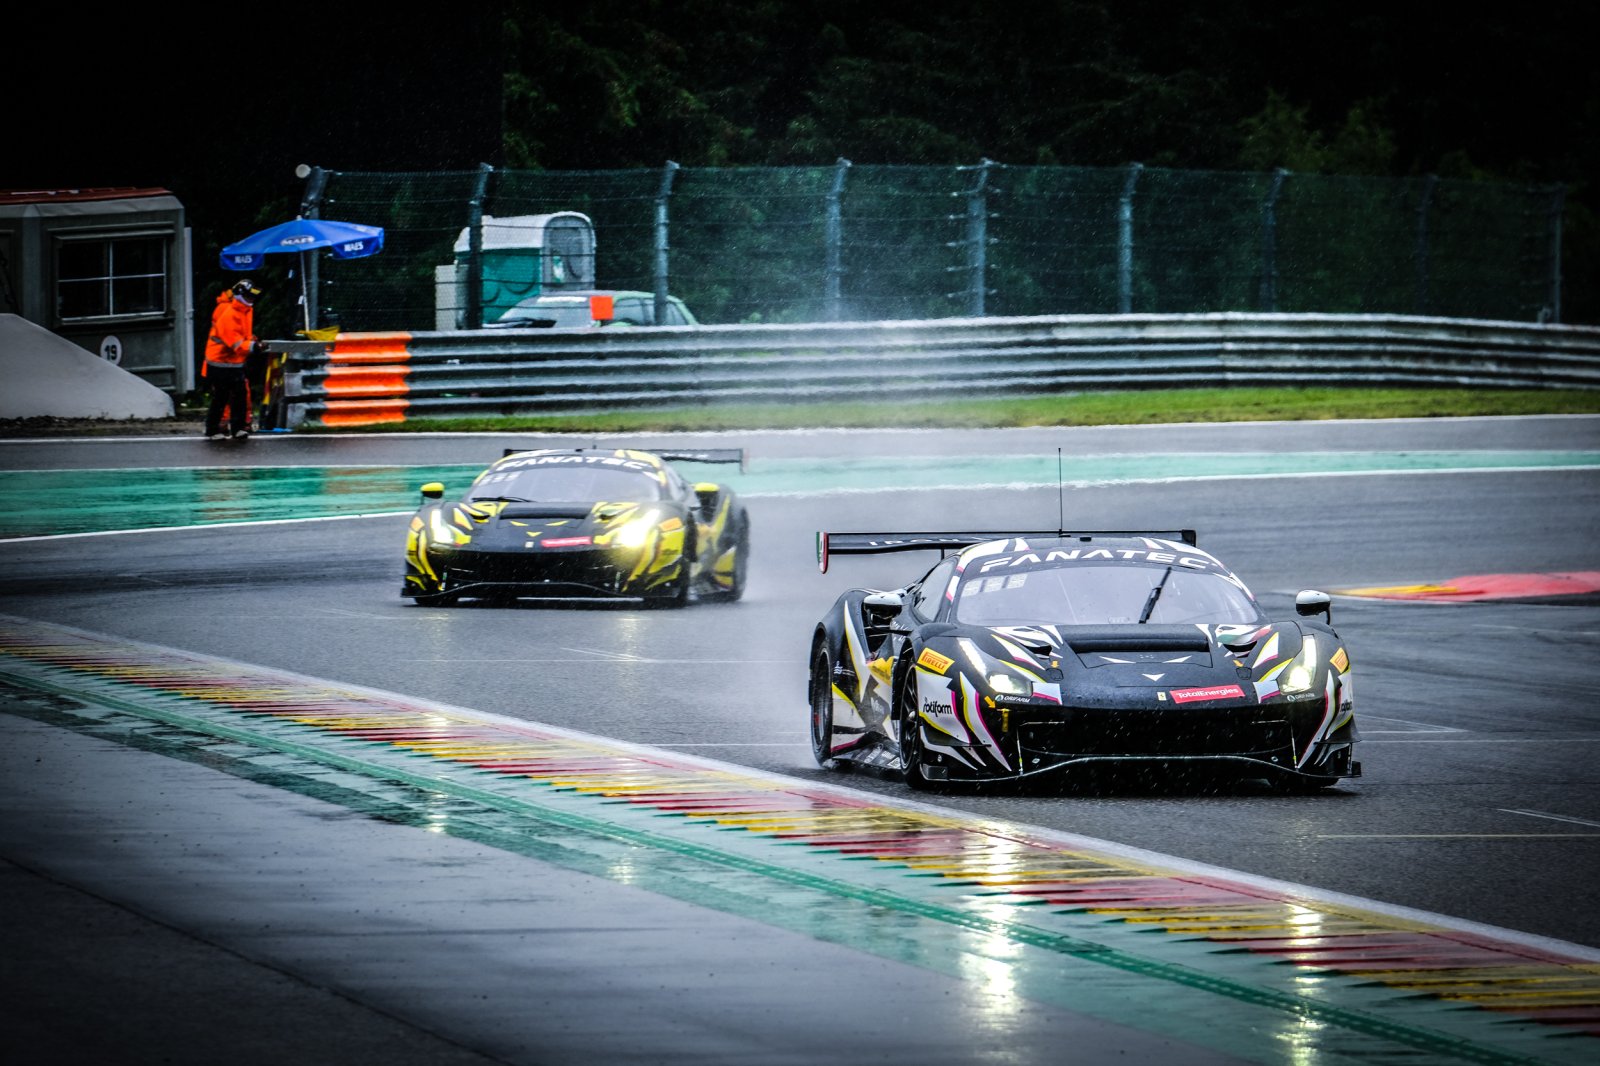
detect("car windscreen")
(954, 563), (1259, 626)
(468, 464), (664, 503)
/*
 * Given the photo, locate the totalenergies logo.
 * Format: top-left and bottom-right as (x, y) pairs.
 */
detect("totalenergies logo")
(1169, 684), (1246, 704)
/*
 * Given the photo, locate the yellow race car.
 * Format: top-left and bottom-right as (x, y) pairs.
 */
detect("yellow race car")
(404, 447), (748, 607)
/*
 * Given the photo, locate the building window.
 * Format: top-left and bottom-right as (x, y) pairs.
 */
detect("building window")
(57, 235), (168, 321)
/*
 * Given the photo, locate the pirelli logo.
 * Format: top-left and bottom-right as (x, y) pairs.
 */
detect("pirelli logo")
(917, 647), (954, 673)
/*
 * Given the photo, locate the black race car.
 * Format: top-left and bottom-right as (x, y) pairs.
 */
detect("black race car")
(808, 529), (1357, 791)
(404, 447), (749, 606)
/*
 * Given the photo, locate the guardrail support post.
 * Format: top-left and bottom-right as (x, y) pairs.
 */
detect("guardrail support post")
(825, 157), (851, 321)
(1260, 168), (1288, 312)
(1118, 163), (1143, 314)
(655, 161), (680, 326)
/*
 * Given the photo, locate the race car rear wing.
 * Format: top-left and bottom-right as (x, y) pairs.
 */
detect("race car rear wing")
(817, 529), (1198, 573)
(654, 448), (747, 472)
(502, 447), (747, 472)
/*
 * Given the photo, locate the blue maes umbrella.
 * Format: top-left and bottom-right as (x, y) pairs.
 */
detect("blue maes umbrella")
(221, 216), (384, 329)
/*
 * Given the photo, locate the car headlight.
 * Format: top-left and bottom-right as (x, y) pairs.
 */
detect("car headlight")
(1281, 634), (1318, 695)
(428, 511), (462, 546)
(957, 638), (1035, 698)
(987, 672), (1033, 697)
(613, 511), (659, 549)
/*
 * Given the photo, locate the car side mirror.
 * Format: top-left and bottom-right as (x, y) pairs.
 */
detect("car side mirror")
(421, 482), (445, 500)
(1295, 589), (1332, 623)
(864, 585), (915, 627)
(694, 483), (719, 518)
(863, 591), (903, 624)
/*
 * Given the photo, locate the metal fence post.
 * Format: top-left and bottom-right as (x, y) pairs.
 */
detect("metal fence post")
(966, 159), (995, 316)
(1545, 184), (1566, 323)
(462, 163), (494, 330)
(1414, 174), (1437, 316)
(654, 161), (680, 325)
(1118, 163), (1143, 314)
(825, 157), (851, 322)
(297, 165), (329, 329)
(1260, 168), (1288, 312)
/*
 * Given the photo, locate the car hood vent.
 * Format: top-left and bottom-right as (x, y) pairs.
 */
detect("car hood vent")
(496, 503), (596, 520)
(1066, 626), (1212, 654)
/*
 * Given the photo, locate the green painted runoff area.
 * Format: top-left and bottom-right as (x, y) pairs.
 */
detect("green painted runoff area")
(4, 451), (1598, 538)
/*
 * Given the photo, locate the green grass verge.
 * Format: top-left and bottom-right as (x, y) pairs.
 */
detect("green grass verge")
(306, 387), (1600, 433)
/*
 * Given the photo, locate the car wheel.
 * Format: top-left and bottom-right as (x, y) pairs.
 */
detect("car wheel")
(897, 665), (934, 791)
(725, 518), (750, 602)
(809, 644), (835, 767)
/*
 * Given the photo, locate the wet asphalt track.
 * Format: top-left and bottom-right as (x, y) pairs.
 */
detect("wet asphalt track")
(2, 416), (1599, 1063)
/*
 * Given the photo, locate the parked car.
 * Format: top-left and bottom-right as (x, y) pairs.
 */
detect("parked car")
(808, 528), (1357, 792)
(486, 290), (698, 329)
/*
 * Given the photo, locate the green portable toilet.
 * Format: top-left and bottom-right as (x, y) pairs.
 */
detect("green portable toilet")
(436, 212), (596, 329)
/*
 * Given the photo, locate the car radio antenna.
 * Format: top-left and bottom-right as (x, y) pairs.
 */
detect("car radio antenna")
(1057, 447), (1065, 534)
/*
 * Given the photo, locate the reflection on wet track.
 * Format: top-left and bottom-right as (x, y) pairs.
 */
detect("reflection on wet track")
(5, 449), (1599, 538)
(3, 614), (1597, 1064)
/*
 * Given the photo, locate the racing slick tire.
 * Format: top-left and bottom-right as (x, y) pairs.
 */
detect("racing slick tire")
(725, 517), (750, 602)
(809, 644), (835, 767)
(896, 666), (935, 791)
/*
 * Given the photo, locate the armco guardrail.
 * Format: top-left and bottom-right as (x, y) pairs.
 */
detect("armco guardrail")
(272, 313), (1600, 428)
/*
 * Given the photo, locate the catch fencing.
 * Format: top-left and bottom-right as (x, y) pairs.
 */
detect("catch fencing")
(297, 162), (1567, 333)
(272, 313), (1600, 428)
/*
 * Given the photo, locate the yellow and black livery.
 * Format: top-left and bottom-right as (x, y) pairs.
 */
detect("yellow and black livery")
(404, 447), (749, 607)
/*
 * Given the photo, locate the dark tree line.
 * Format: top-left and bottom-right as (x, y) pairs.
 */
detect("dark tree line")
(15, 2), (1598, 326)
(498, 2), (1590, 179)
(493, 1), (1596, 323)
